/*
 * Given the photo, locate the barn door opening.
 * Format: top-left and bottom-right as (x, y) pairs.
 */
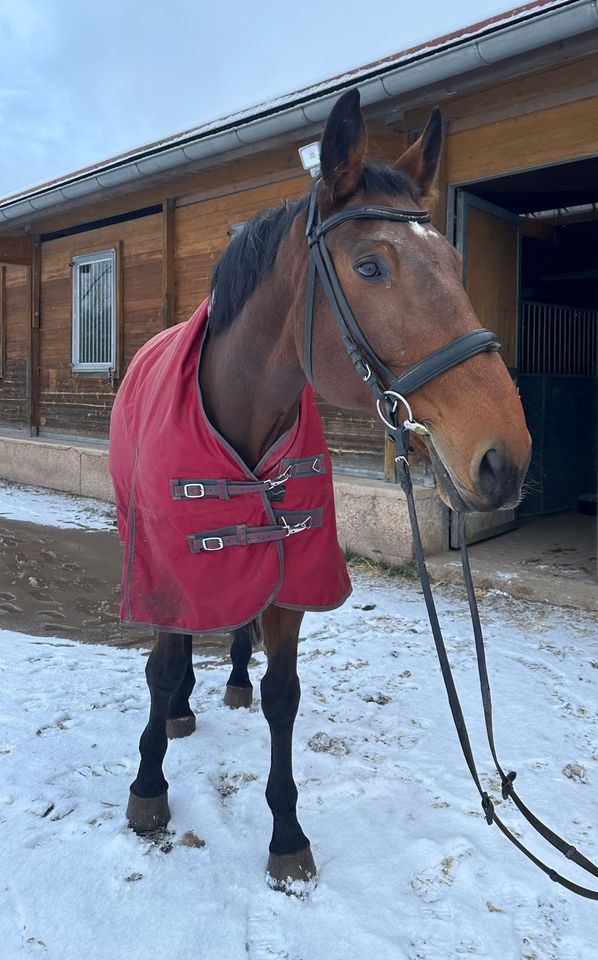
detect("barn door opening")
(450, 190), (521, 546)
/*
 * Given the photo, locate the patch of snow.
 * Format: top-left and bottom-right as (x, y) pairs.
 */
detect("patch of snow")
(0, 480), (116, 531)
(0, 575), (597, 959)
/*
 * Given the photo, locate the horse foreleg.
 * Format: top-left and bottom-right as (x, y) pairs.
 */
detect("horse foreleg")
(166, 634), (197, 738)
(260, 605), (316, 888)
(127, 632), (189, 833)
(223, 621), (256, 708)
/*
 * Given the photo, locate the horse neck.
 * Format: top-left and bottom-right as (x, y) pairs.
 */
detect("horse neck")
(199, 262), (306, 470)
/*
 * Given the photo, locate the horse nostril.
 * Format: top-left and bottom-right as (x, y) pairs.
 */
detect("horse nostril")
(477, 448), (508, 500)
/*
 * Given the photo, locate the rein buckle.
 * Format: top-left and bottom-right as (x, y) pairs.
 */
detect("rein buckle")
(481, 792), (495, 826)
(501, 770), (517, 800)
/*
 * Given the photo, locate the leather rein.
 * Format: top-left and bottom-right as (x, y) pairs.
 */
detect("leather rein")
(304, 184), (598, 900)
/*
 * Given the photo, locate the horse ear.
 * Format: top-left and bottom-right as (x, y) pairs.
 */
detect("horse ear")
(394, 108), (443, 197)
(319, 88), (367, 203)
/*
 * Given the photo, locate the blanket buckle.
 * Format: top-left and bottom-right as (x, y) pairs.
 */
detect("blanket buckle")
(202, 536), (224, 551)
(183, 482), (205, 499)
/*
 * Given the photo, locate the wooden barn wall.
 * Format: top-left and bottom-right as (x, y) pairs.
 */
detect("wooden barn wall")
(39, 213), (162, 437)
(441, 54), (598, 185)
(446, 95), (598, 185)
(0, 265), (29, 430)
(173, 174), (306, 323)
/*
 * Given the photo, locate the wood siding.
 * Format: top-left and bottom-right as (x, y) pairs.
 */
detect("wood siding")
(39, 213), (162, 437)
(447, 91), (598, 185)
(0, 265), (29, 430)
(174, 175), (306, 323)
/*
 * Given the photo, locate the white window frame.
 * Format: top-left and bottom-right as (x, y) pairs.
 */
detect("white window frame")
(71, 249), (116, 373)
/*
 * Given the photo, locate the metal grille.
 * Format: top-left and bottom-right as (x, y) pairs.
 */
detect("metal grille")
(520, 301), (598, 376)
(72, 250), (115, 370)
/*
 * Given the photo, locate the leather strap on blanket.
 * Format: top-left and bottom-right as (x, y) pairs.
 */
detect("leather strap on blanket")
(171, 456), (326, 501)
(187, 509), (322, 553)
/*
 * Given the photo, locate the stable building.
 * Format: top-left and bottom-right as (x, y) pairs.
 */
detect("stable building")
(0, 0), (596, 598)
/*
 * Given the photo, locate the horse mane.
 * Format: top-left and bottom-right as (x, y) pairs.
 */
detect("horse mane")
(208, 160), (418, 334)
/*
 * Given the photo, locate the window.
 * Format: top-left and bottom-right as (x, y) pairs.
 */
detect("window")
(72, 249), (116, 372)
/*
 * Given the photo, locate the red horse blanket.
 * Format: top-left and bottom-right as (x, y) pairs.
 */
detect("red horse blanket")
(109, 299), (351, 633)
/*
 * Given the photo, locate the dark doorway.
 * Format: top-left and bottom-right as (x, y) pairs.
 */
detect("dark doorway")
(451, 156), (597, 573)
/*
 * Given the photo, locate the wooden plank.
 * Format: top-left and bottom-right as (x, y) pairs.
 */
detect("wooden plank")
(162, 199), (175, 327)
(0, 234), (33, 266)
(465, 206), (518, 368)
(177, 168), (307, 209)
(0, 266), (30, 429)
(29, 240), (41, 435)
(115, 239), (124, 381)
(447, 96), (598, 185)
(174, 175), (307, 323)
(401, 52), (598, 134)
(448, 79), (598, 135)
(0, 266), (5, 378)
(317, 400), (385, 479)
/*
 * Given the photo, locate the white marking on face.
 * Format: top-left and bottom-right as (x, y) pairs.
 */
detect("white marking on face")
(408, 221), (439, 241)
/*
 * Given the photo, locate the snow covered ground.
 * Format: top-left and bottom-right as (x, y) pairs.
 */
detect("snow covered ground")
(0, 480), (116, 531)
(1, 575), (597, 959)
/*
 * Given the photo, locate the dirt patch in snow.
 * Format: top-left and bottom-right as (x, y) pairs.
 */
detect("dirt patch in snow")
(0, 516), (226, 653)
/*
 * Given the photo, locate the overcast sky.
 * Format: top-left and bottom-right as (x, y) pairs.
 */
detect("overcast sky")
(1, 0), (515, 198)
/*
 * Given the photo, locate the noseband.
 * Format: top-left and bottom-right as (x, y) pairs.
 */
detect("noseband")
(303, 184), (598, 900)
(303, 185), (501, 433)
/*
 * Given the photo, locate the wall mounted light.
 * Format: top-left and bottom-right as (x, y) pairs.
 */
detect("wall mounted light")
(298, 141), (321, 178)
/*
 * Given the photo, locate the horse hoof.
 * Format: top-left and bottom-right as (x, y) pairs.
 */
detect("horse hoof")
(267, 846), (317, 892)
(166, 714), (196, 739)
(223, 684), (253, 709)
(127, 790), (170, 834)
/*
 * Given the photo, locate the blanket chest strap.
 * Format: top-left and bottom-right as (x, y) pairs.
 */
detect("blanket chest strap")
(187, 509), (323, 553)
(171, 455), (326, 501)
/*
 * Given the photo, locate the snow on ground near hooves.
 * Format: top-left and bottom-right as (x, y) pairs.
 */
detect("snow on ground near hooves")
(0, 480), (116, 530)
(1, 577), (597, 960)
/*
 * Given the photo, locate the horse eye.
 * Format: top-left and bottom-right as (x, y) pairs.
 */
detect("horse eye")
(356, 261), (382, 279)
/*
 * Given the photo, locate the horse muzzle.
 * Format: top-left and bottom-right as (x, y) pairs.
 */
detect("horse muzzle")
(426, 437), (530, 514)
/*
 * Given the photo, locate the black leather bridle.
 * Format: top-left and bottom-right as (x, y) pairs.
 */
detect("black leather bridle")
(303, 185), (501, 427)
(304, 184), (598, 900)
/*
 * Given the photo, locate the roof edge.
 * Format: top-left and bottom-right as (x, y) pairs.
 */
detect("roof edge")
(1, 0), (596, 226)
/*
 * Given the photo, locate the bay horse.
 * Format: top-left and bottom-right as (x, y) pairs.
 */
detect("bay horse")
(110, 89), (531, 889)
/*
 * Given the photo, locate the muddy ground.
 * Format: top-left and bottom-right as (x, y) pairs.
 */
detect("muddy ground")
(0, 516), (227, 653)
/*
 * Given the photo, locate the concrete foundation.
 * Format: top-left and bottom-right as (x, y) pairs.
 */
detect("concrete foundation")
(0, 435), (112, 502)
(334, 476), (448, 563)
(0, 433), (447, 562)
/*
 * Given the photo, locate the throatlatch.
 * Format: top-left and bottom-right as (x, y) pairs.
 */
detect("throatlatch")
(304, 181), (598, 900)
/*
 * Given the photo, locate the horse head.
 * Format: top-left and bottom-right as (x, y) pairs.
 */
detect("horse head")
(300, 89), (531, 513)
